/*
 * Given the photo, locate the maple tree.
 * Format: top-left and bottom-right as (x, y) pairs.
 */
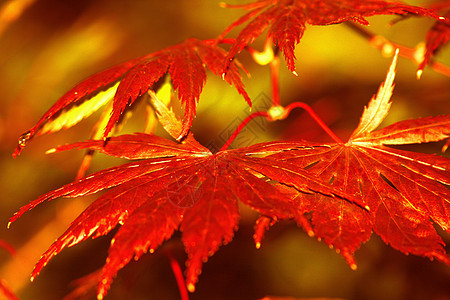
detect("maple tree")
(4, 0), (450, 299)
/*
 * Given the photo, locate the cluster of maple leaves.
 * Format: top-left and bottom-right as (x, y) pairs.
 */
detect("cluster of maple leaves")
(7, 0), (450, 299)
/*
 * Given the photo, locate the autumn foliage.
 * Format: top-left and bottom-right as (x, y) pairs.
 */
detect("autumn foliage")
(5, 0), (450, 299)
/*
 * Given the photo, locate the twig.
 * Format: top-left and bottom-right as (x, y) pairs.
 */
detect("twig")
(345, 21), (450, 78)
(282, 102), (344, 144)
(220, 111), (270, 151)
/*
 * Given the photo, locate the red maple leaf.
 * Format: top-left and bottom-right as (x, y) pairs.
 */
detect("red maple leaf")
(262, 53), (450, 267)
(13, 38), (251, 157)
(9, 131), (361, 299)
(418, 2), (450, 74)
(220, 0), (443, 73)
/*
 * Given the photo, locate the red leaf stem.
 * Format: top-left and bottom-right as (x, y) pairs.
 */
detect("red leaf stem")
(166, 251), (189, 300)
(219, 111), (270, 151)
(283, 102), (344, 144)
(0, 280), (18, 300)
(270, 53), (281, 106)
(0, 240), (16, 256)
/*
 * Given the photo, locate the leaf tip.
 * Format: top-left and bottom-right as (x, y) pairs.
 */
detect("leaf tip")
(176, 133), (185, 141)
(187, 283), (196, 293)
(12, 147), (22, 158)
(255, 241), (261, 249)
(416, 69), (423, 80)
(393, 48), (399, 64)
(13, 130), (33, 158)
(45, 148), (56, 154)
(349, 47), (399, 139)
(341, 249), (357, 270)
(442, 140), (449, 153)
(97, 278), (110, 300)
(18, 130), (32, 147)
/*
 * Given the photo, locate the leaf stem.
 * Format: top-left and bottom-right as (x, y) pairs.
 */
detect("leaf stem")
(270, 51), (281, 106)
(0, 240), (16, 256)
(221, 101), (342, 151)
(283, 102), (344, 144)
(245, 36), (280, 106)
(0, 279), (19, 300)
(219, 111), (270, 151)
(166, 251), (189, 300)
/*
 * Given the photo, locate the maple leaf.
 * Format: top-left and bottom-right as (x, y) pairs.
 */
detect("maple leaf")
(262, 51), (450, 267)
(13, 38), (251, 157)
(9, 130), (362, 299)
(220, 0), (443, 73)
(417, 3), (450, 74)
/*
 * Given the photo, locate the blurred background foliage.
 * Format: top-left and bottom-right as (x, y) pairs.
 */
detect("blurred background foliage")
(0, 0), (449, 299)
